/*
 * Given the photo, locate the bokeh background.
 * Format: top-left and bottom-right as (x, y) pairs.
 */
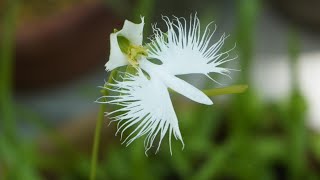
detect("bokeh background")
(1, 0), (320, 179)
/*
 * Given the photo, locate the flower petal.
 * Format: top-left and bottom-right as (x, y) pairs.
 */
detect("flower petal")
(158, 70), (213, 105)
(105, 32), (128, 71)
(147, 14), (236, 79)
(140, 59), (213, 105)
(120, 17), (144, 45)
(98, 70), (184, 155)
(105, 17), (145, 71)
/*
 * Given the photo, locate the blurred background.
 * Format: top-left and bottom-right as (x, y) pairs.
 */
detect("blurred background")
(1, 0), (320, 179)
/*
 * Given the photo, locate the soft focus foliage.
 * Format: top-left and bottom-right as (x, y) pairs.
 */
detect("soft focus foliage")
(1, 0), (320, 179)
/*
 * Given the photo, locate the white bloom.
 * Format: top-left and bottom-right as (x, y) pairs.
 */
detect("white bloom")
(105, 17), (145, 71)
(98, 70), (184, 155)
(98, 14), (236, 154)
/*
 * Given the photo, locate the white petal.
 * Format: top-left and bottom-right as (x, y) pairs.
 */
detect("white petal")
(105, 32), (128, 71)
(140, 59), (213, 105)
(97, 70), (184, 154)
(159, 70), (213, 105)
(120, 17), (144, 45)
(105, 17), (145, 71)
(147, 14), (236, 79)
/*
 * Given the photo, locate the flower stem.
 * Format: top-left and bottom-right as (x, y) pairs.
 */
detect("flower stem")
(202, 84), (248, 97)
(90, 71), (117, 180)
(0, 0), (19, 140)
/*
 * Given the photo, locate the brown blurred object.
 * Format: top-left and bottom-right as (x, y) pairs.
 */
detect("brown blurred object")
(269, 0), (320, 31)
(1, 0), (94, 22)
(14, 1), (122, 91)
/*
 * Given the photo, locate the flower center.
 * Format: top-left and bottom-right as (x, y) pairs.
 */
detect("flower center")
(117, 35), (148, 67)
(127, 44), (148, 67)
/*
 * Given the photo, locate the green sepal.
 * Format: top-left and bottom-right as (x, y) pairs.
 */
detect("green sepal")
(117, 36), (130, 54)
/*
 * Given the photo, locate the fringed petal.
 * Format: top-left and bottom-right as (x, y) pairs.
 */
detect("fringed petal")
(147, 14), (236, 79)
(97, 70), (184, 155)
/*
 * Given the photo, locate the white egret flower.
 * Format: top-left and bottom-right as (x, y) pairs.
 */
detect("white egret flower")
(105, 17), (145, 70)
(98, 14), (236, 154)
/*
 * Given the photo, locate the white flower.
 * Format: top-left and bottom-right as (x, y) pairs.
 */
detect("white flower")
(105, 17), (145, 71)
(98, 14), (236, 154)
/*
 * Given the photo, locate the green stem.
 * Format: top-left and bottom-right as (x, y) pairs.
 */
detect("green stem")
(202, 84), (248, 97)
(90, 103), (106, 180)
(288, 28), (300, 91)
(236, 0), (260, 82)
(133, 0), (156, 36)
(0, 0), (19, 140)
(287, 27), (306, 179)
(90, 71), (117, 180)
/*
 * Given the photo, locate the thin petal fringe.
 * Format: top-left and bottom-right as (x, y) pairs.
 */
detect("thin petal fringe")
(97, 70), (184, 155)
(147, 14), (237, 78)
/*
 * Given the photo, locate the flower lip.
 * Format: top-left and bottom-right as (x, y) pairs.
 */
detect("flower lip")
(105, 17), (145, 71)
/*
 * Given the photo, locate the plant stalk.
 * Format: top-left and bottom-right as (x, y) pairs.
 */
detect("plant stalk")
(202, 84), (248, 97)
(90, 71), (117, 180)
